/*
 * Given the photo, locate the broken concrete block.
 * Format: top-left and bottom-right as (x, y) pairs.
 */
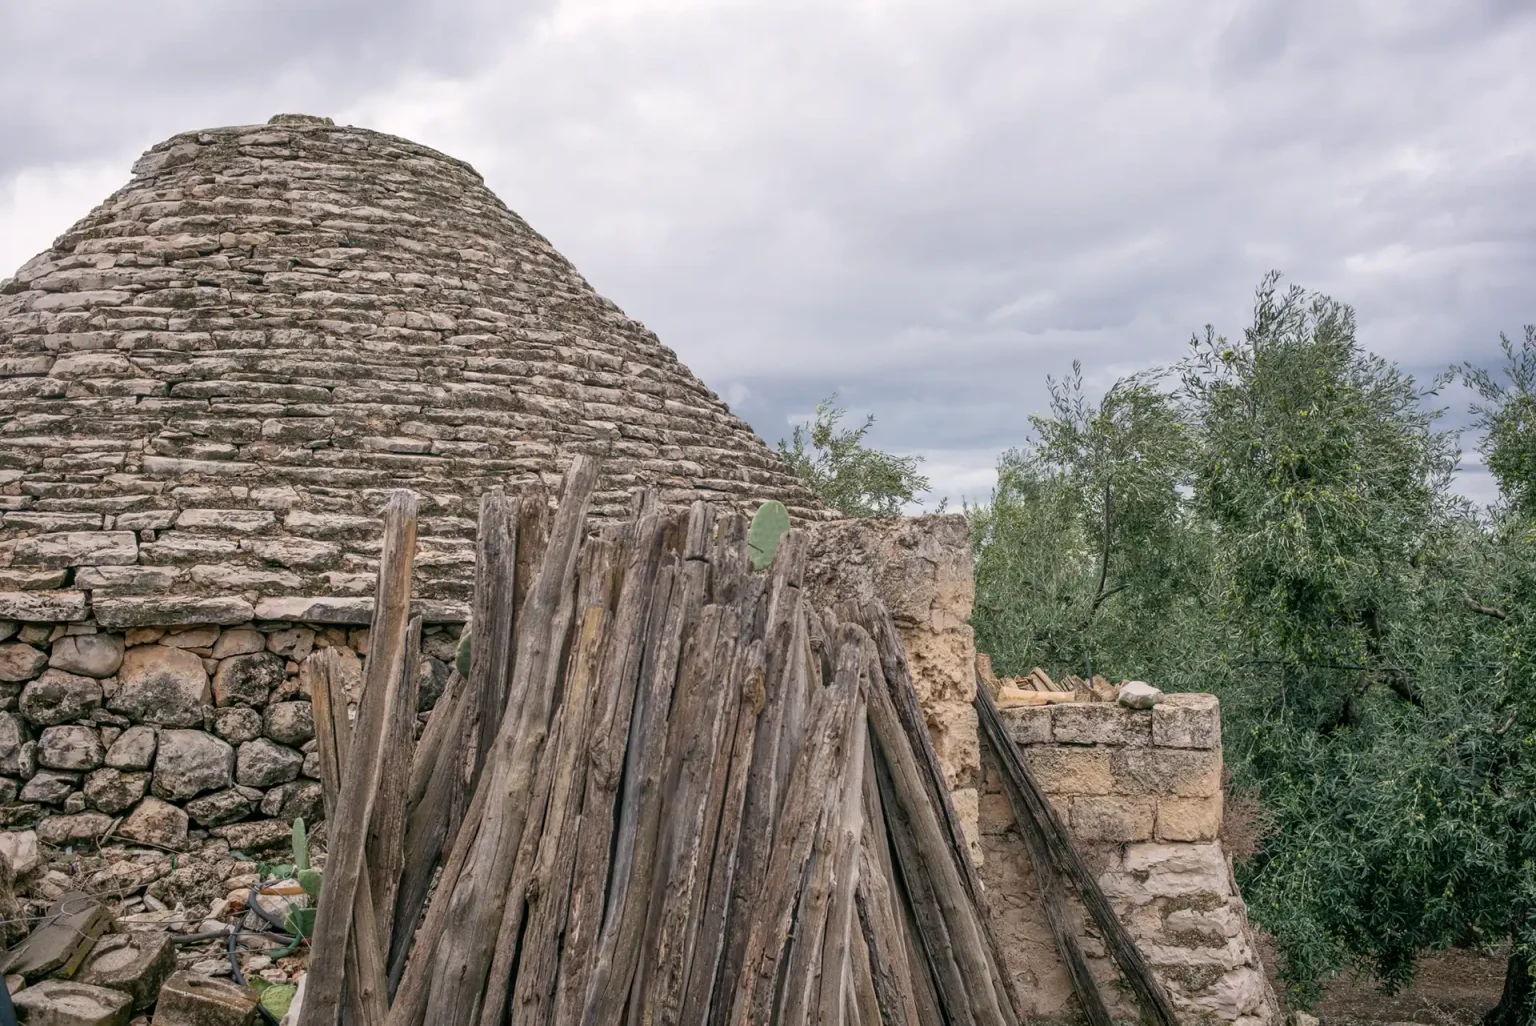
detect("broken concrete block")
(150, 971), (259, 1025)
(75, 931), (176, 1011)
(0, 892), (111, 979)
(10, 978), (131, 1025)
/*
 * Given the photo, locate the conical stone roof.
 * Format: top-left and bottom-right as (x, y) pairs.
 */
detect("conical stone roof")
(0, 114), (822, 627)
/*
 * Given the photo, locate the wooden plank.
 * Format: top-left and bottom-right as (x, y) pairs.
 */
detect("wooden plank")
(406, 665), (465, 815)
(866, 640), (1010, 1026)
(298, 489), (418, 1026)
(636, 598), (743, 1025)
(579, 549), (705, 1025)
(728, 625), (860, 1026)
(856, 601), (1025, 1025)
(495, 539), (619, 1026)
(549, 513), (670, 1026)
(383, 754), (492, 1026)
(367, 614), (423, 953)
(817, 677), (869, 1026)
(453, 488), (518, 832)
(710, 531), (808, 1026)
(423, 456), (597, 1026)
(677, 630), (765, 1026)
(307, 648), (351, 823)
(974, 684), (1179, 1026)
(874, 742), (976, 1026)
(388, 676), (471, 992)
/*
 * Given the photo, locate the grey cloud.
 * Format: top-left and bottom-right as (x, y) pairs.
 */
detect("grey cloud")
(0, 0), (537, 177)
(3, 0), (1532, 508)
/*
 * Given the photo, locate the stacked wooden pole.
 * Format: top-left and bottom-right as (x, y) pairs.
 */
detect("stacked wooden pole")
(299, 456), (1029, 1026)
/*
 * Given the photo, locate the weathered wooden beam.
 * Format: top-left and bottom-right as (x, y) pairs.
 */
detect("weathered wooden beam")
(549, 512), (670, 1026)
(367, 615), (423, 954)
(423, 457), (597, 1026)
(299, 489), (419, 1026)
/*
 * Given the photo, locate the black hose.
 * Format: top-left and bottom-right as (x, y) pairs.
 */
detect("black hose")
(232, 879), (294, 1026)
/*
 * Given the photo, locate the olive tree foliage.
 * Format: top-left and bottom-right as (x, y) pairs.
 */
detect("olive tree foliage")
(970, 274), (1536, 1020)
(777, 393), (931, 518)
(1180, 272), (1462, 731)
(971, 366), (1221, 686)
(1467, 326), (1536, 520)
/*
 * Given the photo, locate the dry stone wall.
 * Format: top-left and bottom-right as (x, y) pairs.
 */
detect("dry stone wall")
(0, 615), (459, 852)
(0, 113), (825, 628)
(982, 698), (1280, 1025)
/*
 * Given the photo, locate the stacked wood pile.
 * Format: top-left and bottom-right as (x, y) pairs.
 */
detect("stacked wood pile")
(977, 656), (1119, 707)
(294, 455), (1028, 1026)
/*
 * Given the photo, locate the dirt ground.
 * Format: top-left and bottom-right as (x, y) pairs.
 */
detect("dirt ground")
(1260, 934), (1507, 1025)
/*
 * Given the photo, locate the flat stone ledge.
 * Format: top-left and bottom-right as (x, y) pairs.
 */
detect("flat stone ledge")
(93, 596), (256, 630)
(253, 595), (469, 624)
(0, 591), (88, 623)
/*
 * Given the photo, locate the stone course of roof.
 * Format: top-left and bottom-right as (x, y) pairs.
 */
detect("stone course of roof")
(0, 114), (823, 623)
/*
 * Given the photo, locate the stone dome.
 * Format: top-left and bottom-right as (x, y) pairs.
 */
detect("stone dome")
(0, 114), (822, 627)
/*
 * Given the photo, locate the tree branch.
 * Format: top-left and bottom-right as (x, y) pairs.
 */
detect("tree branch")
(1464, 597), (1509, 622)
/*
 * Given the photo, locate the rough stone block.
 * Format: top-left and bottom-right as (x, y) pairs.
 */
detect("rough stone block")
(148, 971), (258, 1025)
(0, 643), (48, 682)
(0, 712), (28, 775)
(261, 781), (324, 823)
(1110, 747), (1223, 798)
(0, 828), (41, 875)
(109, 646), (209, 728)
(1051, 702), (1151, 747)
(0, 568), (70, 590)
(999, 704), (1051, 745)
(37, 725), (104, 772)
(20, 770), (79, 804)
(36, 812), (113, 847)
(212, 653), (285, 707)
(118, 797), (189, 850)
(10, 532), (137, 570)
(1069, 796), (1155, 843)
(1108, 842), (1233, 901)
(185, 788), (254, 828)
(10, 978), (131, 1025)
(1156, 795), (1223, 842)
(103, 726), (156, 771)
(209, 630), (265, 659)
(20, 670), (103, 726)
(213, 707), (262, 743)
(262, 702), (313, 746)
(236, 738), (302, 788)
(1152, 694), (1221, 749)
(73, 566), (183, 595)
(153, 731), (233, 801)
(160, 626), (221, 651)
(83, 769), (148, 815)
(1021, 747), (1113, 797)
(75, 931), (176, 1011)
(210, 819), (292, 853)
(264, 628), (314, 661)
(0, 591), (88, 623)
(48, 636), (124, 679)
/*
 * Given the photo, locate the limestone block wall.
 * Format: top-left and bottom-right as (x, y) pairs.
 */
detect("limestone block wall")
(981, 697), (1280, 1025)
(0, 616), (458, 853)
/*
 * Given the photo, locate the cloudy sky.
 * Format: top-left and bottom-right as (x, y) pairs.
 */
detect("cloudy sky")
(3, 0), (1532, 507)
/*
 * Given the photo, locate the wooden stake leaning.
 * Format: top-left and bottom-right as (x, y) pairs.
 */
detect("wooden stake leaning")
(299, 490), (419, 1026)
